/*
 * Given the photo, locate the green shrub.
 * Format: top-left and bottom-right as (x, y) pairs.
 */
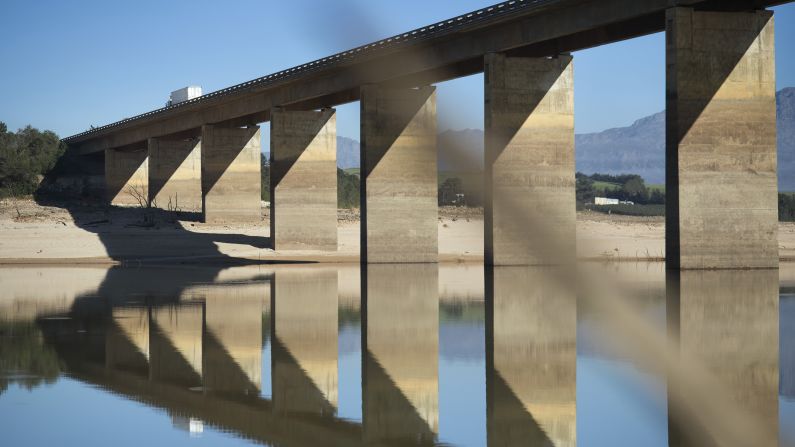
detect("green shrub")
(0, 122), (65, 197)
(589, 204), (666, 216)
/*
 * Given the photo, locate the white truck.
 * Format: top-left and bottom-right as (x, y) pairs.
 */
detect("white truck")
(166, 86), (202, 106)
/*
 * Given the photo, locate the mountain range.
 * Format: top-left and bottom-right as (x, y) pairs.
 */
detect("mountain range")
(335, 88), (795, 190)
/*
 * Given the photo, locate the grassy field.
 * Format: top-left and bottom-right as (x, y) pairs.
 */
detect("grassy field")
(588, 204), (666, 216)
(648, 184), (664, 193)
(592, 181), (621, 194)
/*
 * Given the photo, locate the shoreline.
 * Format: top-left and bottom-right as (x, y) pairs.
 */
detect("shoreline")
(1, 198), (793, 266)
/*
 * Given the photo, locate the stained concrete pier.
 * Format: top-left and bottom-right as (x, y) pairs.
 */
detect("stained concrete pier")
(270, 109), (338, 251)
(360, 85), (438, 264)
(105, 146), (148, 206)
(201, 125), (261, 224)
(484, 53), (575, 266)
(666, 8), (778, 270)
(148, 137), (202, 213)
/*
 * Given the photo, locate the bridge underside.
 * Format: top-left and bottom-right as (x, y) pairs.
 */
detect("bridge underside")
(74, 0), (782, 269)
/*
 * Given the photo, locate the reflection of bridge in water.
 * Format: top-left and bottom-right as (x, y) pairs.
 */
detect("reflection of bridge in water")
(0, 263), (787, 446)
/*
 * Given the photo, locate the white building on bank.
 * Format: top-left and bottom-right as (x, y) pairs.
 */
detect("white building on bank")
(594, 197), (619, 205)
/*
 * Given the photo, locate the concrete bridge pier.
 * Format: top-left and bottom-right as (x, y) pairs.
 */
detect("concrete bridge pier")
(270, 109), (338, 251)
(484, 53), (575, 266)
(201, 124), (262, 224)
(105, 145), (149, 206)
(360, 85), (438, 263)
(148, 137), (202, 213)
(666, 8), (778, 269)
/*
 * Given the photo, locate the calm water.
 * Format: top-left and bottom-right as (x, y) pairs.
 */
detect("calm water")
(0, 263), (792, 446)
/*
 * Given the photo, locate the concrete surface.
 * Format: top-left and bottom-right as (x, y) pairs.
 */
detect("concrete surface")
(484, 53), (575, 266)
(105, 146), (148, 206)
(360, 85), (438, 263)
(201, 125), (262, 224)
(270, 109), (337, 251)
(148, 137), (202, 213)
(666, 8), (778, 269)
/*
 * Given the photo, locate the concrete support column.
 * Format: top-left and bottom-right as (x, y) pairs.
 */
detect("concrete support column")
(484, 53), (575, 266)
(105, 146), (148, 206)
(148, 137), (202, 213)
(270, 109), (338, 251)
(201, 125), (261, 224)
(666, 8), (778, 269)
(360, 85), (438, 263)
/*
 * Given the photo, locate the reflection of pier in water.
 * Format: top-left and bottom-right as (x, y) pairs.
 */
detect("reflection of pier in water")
(35, 266), (364, 447)
(486, 266), (577, 447)
(363, 264), (439, 445)
(667, 270), (780, 447)
(4, 263), (791, 446)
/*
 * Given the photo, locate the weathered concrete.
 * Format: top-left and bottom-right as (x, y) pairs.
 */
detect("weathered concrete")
(486, 266), (576, 447)
(201, 125), (262, 224)
(667, 269), (779, 446)
(484, 53), (575, 266)
(271, 269), (338, 416)
(270, 109), (337, 251)
(105, 146), (148, 206)
(363, 264), (438, 443)
(148, 137), (202, 213)
(666, 8), (778, 270)
(360, 85), (438, 263)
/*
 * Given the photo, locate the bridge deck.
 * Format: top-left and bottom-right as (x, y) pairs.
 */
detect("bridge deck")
(64, 0), (786, 153)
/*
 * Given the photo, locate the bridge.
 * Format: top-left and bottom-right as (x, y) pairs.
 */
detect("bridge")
(62, 0), (790, 269)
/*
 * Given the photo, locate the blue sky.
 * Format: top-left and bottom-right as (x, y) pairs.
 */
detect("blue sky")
(1, 0), (793, 148)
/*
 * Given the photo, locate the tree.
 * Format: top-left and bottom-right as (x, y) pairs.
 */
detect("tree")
(620, 176), (649, 203)
(337, 168), (359, 208)
(439, 177), (463, 205)
(575, 172), (595, 204)
(0, 122), (65, 197)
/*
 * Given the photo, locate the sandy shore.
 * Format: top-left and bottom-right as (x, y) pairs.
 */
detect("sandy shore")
(1, 198), (793, 265)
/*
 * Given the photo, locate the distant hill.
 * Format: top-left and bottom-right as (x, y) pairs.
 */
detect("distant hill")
(575, 112), (665, 184)
(778, 88), (795, 191)
(331, 87), (795, 190)
(337, 135), (359, 169)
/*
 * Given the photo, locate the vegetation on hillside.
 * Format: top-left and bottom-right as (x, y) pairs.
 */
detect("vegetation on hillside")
(577, 172), (665, 206)
(337, 168), (359, 208)
(781, 193), (795, 222)
(0, 122), (66, 198)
